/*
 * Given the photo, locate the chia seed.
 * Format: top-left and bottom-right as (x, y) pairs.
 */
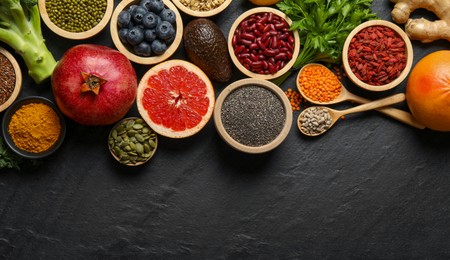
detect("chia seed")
(221, 85), (285, 147)
(0, 53), (16, 106)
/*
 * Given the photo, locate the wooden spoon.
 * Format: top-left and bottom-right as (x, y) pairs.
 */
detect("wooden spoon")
(298, 93), (406, 136)
(297, 63), (425, 129)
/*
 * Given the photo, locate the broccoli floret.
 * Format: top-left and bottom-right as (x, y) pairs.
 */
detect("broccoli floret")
(0, 0), (56, 84)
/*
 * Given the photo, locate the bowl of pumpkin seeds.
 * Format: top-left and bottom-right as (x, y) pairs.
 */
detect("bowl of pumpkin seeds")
(108, 117), (158, 166)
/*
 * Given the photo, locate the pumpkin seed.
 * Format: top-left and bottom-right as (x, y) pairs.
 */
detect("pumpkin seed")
(149, 139), (156, 148)
(133, 123), (143, 130)
(135, 134), (145, 142)
(135, 143), (144, 154)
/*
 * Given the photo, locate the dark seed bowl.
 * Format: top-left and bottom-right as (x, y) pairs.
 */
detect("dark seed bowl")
(342, 20), (413, 92)
(108, 117), (158, 166)
(2, 96), (66, 159)
(110, 0), (183, 65)
(214, 78), (292, 154)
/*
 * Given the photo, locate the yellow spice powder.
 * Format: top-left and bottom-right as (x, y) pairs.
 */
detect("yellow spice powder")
(8, 102), (61, 153)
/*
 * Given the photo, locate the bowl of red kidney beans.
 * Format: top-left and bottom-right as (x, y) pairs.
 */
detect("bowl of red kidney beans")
(228, 7), (300, 80)
(342, 20), (413, 92)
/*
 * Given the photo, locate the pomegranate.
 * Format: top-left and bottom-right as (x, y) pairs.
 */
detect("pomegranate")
(51, 44), (137, 125)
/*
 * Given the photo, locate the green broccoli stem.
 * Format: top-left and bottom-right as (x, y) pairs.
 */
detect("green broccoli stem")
(0, 0), (56, 84)
(18, 40), (56, 84)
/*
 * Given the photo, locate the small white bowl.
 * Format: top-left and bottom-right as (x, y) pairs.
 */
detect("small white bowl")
(171, 0), (233, 17)
(228, 7), (300, 80)
(214, 78), (292, 154)
(38, 0), (114, 40)
(0, 47), (22, 113)
(110, 0), (183, 65)
(342, 20), (413, 92)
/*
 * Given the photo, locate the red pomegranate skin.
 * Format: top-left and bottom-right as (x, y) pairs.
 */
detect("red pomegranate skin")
(52, 44), (137, 125)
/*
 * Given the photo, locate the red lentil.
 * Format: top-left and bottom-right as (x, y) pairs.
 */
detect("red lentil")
(232, 12), (295, 75)
(347, 25), (407, 86)
(298, 64), (342, 103)
(0, 53), (16, 106)
(284, 88), (302, 111)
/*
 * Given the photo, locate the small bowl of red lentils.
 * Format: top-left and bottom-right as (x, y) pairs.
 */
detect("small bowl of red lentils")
(171, 0), (233, 17)
(110, 0), (183, 65)
(342, 20), (413, 92)
(0, 47), (22, 114)
(38, 0), (114, 40)
(228, 7), (300, 80)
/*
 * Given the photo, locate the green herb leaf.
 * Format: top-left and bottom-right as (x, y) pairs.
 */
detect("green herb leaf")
(276, 0), (378, 85)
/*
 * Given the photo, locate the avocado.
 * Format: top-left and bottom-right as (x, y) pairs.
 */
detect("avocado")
(183, 18), (232, 83)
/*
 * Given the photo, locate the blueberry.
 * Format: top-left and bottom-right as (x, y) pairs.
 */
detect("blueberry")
(142, 12), (160, 29)
(134, 41), (152, 57)
(142, 0), (164, 13)
(165, 35), (175, 45)
(132, 6), (148, 24)
(117, 10), (131, 28)
(159, 8), (176, 24)
(128, 5), (139, 15)
(151, 39), (167, 55)
(118, 28), (129, 44)
(144, 29), (157, 42)
(127, 27), (144, 46)
(156, 21), (174, 40)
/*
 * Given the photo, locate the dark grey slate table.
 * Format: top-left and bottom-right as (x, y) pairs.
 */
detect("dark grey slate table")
(1, 0), (450, 259)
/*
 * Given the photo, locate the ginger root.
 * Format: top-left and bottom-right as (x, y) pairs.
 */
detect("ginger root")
(390, 0), (450, 43)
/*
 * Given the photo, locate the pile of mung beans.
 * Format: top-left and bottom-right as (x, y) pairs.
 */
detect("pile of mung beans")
(46, 0), (107, 33)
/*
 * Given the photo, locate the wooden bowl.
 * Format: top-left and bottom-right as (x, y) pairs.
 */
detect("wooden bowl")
(110, 0), (183, 65)
(171, 0), (233, 17)
(2, 96), (66, 159)
(227, 7), (300, 80)
(0, 47), (22, 113)
(342, 20), (413, 92)
(38, 0), (114, 40)
(214, 78), (292, 154)
(108, 117), (158, 166)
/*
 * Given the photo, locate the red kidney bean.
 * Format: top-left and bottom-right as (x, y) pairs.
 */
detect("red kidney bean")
(232, 11), (295, 75)
(347, 25), (407, 86)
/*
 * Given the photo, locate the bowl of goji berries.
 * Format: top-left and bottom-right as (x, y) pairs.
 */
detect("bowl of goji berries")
(342, 20), (413, 92)
(228, 7), (300, 80)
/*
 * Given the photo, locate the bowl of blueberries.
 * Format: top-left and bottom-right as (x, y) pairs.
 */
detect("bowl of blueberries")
(110, 0), (182, 64)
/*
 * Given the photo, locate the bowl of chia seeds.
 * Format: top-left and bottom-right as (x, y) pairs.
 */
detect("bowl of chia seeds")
(38, 0), (114, 40)
(0, 47), (22, 113)
(214, 78), (292, 154)
(110, 0), (183, 65)
(171, 0), (233, 17)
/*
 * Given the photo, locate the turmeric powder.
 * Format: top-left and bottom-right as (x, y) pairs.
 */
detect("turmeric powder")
(8, 102), (61, 153)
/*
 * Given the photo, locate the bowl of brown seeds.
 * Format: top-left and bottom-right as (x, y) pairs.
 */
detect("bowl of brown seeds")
(38, 0), (114, 40)
(108, 117), (158, 166)
(171, 0), (233, 17)
(0, 47), (22, 113)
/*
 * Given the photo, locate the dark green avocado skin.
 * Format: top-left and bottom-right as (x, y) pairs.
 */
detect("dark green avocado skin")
(183, 18), (232, 83)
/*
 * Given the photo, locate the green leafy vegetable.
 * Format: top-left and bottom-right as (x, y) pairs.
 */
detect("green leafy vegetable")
(274, 0), (378, 85)
(0, 0), (57, 84)
(0, 136), (21, 170)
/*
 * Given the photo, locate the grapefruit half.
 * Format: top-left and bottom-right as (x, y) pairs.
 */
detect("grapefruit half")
(137, 60), (215, 138)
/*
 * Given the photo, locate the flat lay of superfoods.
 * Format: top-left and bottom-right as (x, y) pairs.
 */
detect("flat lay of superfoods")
(0, 0), (449, 168)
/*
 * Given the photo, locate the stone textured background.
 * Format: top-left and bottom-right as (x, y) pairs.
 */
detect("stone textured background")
(1, 0), (450, 259)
